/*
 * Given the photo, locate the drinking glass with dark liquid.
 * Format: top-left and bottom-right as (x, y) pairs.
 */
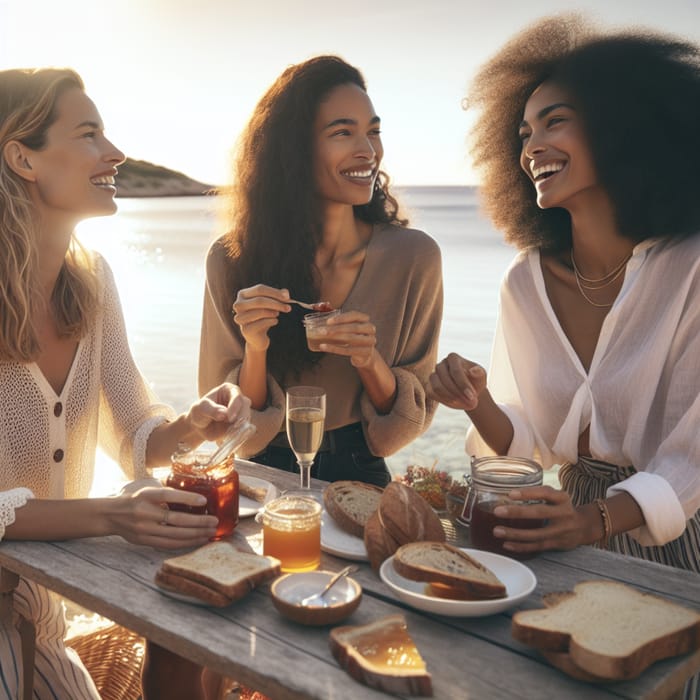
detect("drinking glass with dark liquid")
(462, 456), (545, 560)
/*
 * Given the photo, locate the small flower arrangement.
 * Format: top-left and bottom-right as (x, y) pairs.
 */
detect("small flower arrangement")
(395, 464), (468, 511)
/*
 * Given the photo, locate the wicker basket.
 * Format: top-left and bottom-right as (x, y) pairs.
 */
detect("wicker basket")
(67, 623), (271, 700)
(68, 624), (144, 700)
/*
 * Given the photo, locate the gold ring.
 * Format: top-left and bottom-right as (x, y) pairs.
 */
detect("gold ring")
(160, 506), (170, 526)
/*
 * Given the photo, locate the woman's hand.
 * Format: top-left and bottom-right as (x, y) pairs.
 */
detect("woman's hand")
(427, 353), (487, 411)
(109, 485), (218, 550)
(318, 310), (377, 368)
(490, 486), (592, 554)
(184, 382), (251, 444)
(232, 284), (291, 352)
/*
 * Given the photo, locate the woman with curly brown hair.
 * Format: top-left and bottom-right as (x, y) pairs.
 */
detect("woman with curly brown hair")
(200, 55), (443, 487)
(428, 15), (700, 576)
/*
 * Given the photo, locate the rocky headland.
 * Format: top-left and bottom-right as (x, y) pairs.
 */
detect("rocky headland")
(115, 158), (215, 197)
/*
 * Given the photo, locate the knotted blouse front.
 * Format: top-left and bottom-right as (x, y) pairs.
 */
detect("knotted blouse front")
(467, 235), (700, 546)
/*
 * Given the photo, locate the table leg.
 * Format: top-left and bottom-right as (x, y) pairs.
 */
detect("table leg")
(1, 567), (36, 700)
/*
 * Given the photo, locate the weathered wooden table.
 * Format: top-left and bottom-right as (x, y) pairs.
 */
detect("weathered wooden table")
(1, 460), (699, 699)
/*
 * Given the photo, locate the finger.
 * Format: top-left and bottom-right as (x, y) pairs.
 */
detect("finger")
(435, 360), (476, 407)
(426, 372), (471, 409)
(233, 307), (284, 326)
(324, 323), (376, 340)
(236, 284), (289, 302)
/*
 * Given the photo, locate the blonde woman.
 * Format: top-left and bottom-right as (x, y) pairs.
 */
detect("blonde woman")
(0, 68), (249, 699)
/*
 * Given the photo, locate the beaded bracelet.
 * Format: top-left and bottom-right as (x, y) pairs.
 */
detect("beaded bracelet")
(595, 498), (612, 549)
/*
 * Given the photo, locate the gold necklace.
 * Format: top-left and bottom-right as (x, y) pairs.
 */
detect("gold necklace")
(570, 250), (631, 308)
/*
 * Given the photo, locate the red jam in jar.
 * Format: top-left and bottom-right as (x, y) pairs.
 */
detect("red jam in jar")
(463, 456), (545, 560)
(166, 451), (239, 540)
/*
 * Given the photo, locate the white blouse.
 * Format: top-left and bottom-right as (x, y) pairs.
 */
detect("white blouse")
(0, 254), (175, 538)
(467, 235), (700, 546)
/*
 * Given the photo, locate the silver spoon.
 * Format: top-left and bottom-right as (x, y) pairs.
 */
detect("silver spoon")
(288, 299), (333, 312)
(300, 565), (359, 606)
(203, 421), (256, 467)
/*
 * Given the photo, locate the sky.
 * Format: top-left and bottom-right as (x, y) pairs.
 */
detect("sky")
(1, 0), (699, 186)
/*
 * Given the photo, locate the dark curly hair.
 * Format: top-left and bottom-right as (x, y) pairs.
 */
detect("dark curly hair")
(467, 14), (700, 252)
(221, 55), (407, 380)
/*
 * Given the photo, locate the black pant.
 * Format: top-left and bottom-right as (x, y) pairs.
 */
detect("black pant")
(250, 423), (391, 487)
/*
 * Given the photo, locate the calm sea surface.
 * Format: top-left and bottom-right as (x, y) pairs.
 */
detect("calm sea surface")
(76, 186), (517, 488)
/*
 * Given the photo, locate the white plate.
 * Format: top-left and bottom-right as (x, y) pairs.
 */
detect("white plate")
(239, 476), (278, 518)
(320, 509), (369, 561)
(155, 586), (213, 607)
(379, 548), (536, 617)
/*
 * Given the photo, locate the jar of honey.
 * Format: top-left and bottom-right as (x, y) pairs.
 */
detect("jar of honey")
(257, 495), (321, 572)
(166, 448), (239, 540)
(462, 456), (544, 560)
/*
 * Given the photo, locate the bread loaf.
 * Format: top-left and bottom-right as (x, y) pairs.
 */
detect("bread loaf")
(393, 542), (507, 600)
(512, 580), (700, 681)
(329, 614), (432, 696)
(379, 482), (445, 545)
(323, 481), (383, 537)
(156, 541), (281, 606)
(363, 482), (446, 571)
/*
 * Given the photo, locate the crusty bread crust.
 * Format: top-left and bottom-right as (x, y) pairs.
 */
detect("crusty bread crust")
(323, 481), (383, 538)
(155, 569), (232, 607)
(379, 482), (445, 546)
(364, 510), (401, 572)
(362, 482), (446, 571)
(393, 542), (507, 599)
(512, 580), (700, 681)
(329, 614), (433, 696)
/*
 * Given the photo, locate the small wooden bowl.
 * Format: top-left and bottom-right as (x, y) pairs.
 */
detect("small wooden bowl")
(270, 570), (362, 626)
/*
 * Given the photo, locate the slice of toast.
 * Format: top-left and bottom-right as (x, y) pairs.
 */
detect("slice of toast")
(393, 542), (507, 600)
(512, 580), (700, 680)
(323, 481), (383, 538)
(157, 541), (280, 604)
(329, 614), (432, 696)
(154, 569), (232, 607)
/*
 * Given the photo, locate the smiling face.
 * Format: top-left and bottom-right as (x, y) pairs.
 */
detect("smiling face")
(25, 87), (125, 230)
(518, 81), (599, 211)
(312, 82), (383, 207)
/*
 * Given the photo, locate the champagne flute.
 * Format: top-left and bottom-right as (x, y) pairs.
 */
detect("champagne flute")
(286, 386), (325, 490)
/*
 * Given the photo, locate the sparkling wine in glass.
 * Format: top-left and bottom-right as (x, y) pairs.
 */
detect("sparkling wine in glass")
(286, 386), (325, 490)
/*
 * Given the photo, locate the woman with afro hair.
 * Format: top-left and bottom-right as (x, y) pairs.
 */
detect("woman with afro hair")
(429, 15), (700, 580)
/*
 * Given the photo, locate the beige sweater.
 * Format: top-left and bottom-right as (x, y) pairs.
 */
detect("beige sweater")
(199, 223), (443, 458)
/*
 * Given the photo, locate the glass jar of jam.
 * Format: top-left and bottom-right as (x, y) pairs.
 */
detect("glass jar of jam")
(166, 449), (240, 540)
(462, 456), (544, 560)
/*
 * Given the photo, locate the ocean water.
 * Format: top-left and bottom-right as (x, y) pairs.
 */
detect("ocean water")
(76, 186), (517, 486)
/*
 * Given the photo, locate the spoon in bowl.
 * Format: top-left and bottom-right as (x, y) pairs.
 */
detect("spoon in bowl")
(300, 565), (359, 607)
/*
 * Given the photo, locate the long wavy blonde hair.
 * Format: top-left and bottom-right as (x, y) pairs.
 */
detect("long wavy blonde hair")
(0, 68), (99, 362)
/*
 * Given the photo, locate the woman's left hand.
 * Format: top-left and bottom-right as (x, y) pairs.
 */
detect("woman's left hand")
(317, 310), (377, 368)
(491, 486), (591, 554)
(185, 382), (251, 443)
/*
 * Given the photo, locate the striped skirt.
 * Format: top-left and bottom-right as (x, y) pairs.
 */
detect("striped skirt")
(559, 457), (700, 699)
(0, 578), (100, 700)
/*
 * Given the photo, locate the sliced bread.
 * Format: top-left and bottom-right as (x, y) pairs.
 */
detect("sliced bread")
(154, 569), (232, 607)
(511, 580), (700, 680)
(157, 541), (281, 605)
(329, 614), (432, 696)
(393, 542), (507, 600)
(323, 481), (383, 538)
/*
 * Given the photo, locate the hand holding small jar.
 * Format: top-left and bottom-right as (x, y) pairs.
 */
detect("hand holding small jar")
(304, 309), (378, 368)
